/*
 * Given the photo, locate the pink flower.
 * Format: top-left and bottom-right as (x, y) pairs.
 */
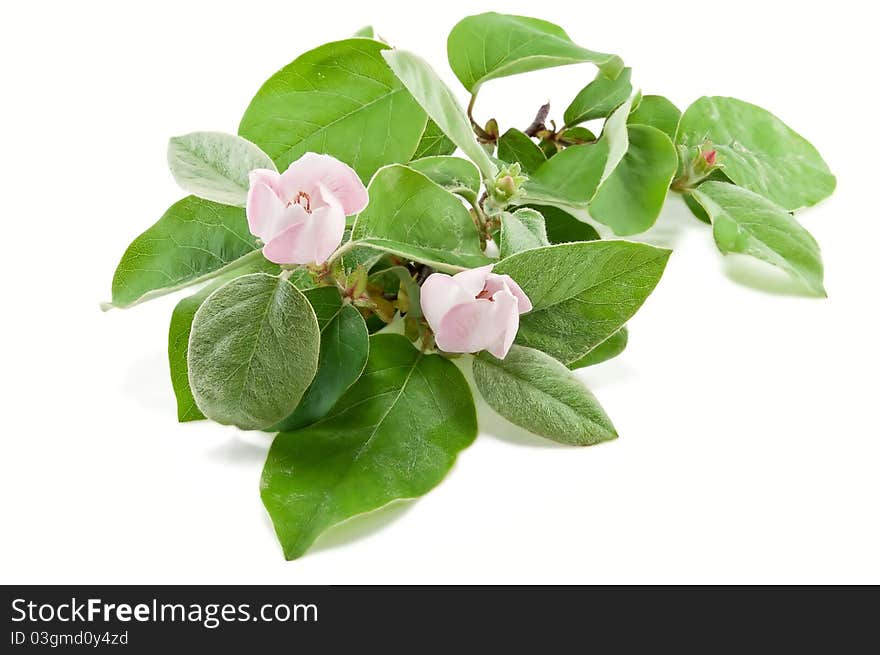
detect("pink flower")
(702, 149), (717, 166)
(246, 153), (368, 265)
(421, 265), (532, 359)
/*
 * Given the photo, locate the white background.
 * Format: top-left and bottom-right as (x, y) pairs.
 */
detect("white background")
(2, 0), (877, 584)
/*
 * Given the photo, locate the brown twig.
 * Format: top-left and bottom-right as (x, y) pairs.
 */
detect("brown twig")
(524, 102), (551, 137)
(467, 94), (494, 142)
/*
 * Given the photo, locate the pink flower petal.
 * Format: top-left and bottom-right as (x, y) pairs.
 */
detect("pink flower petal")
(420, 273), (475, 331)
(262, 221), (311, 265)
(435, 299), (499, 354)
(421, 265), (531, 358)
(260, 189), (345, 266)
(274, 203), (312, 240)
(306, 185), (346, 264)
(486, 289), (521, 358)
(278, 153), (368, 216)
(484, 273), (533, 313)
(249, 168), (282, 194)
(246, 182), (286, 241)
(452, 264), (494, 298)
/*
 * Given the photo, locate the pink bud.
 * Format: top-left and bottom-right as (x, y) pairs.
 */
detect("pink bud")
(246, 153), (368, 265)
(420, 265), (532, 359)
(702, 149), (717, 166)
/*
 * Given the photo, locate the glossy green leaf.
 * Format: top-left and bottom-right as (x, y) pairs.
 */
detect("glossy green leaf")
(261, 333), (477, 559)
(474, 345), (617, 446)
(691, 181), (826, 296)
(352, 164), (489, 270)
(564, 67), (632, 126)
(497, 128), (546, 174)
(109, 196), (260, 309)
(167, 131), (275, 207)
(568, 326), (628, 370)
(499, 208), (549, 258)
(627, 95), (681, 140)
(683, 191), (711, 224)
(408, 155), (481, 202)
(677, 96), (835, 209)
(239, 39), (427, 183)
(520, 140), (609, 214)
(681, 170), (732, 224)
(538, 138), (559, 159)
(272, 287), (369, 432)
(412, 119), (457, 159)
(494, 241), (670, 363)
(447, 12), (623, 94)
(528, 205), (600, 243)
(560, 126), (597, 144)
(598, 95), (635, 184)
(589, 125), (678, 235)
(168, 258), (281, 423)
(382, 49), (497, 180)
(169, 283), (217, 423)
(353, 26), (376, 38)
(188, 273), (320, 430)
(339, 245), (384, 277)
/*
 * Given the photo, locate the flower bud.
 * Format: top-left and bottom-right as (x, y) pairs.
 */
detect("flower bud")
(496, 174), (517, 198)
(484, 118), (500, 140)
(486, 163), (528, 215)
(671, 142), (722, 192)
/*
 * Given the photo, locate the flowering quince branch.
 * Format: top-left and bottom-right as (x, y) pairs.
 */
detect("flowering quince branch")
(105, 11), (835, 559)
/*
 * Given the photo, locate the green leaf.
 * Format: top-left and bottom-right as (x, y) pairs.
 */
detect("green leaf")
(521, 140), (609, 213)
(381, 49), (497, 180)
(353, 25), (376, 38)
(271, 287), (369, 432)
(568, 326), (628, 369)
(598, 95), (636, 184)
(683, 191), (711, 224)
(499, 208), (549, 258)
(408, 155), (480, 202)
(473, 345), (617, 446)
(351, 164), (489, 270)
(691, 181), (826, 296)
(339, 243), (384, 277)
(538, 138), (559, 159)
(497, 128), (546, 174)
(412, 119), (457, 159)
(627, 95), (681, 140)
(681, 170), (732, 224)
(187, 273), (320, 430)
(167, 131), (275, 207)
(447, 12), (623, 94)
(528, 205), (600, 243)
(564, 67), (632, 126)
(109, 196), (260, 309)
(169, 282), (221, 423)
(589, 125), (678, 235)
(168, 257), (282, 423)
(677, 96), (835, 210)
(239, 39), (427, 183)
(494, 241), (670, 363)
(560, 126), (597, 144)
(261, 333), (477, 559)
